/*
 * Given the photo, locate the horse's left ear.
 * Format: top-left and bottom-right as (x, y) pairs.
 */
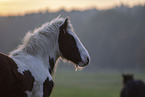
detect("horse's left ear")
(60, 16), (69, 30)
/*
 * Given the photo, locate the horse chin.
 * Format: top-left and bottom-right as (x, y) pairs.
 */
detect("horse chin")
(75, 62), (86, 71)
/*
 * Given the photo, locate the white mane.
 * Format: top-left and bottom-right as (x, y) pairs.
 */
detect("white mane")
(10, 16), (73, 59)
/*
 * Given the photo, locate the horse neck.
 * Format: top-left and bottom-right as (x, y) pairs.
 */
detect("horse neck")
(25, 33), (60, 66)
(10, 31), (60, 72)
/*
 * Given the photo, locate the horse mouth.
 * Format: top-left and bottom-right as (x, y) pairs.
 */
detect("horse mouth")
(75, 58), (89, 71)
(75, 62), (88, 71)
(76, 61), (88, 68)
(78, 62), (87, 67)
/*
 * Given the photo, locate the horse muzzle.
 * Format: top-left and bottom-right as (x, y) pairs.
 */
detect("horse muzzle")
(78, 57), (90, 67)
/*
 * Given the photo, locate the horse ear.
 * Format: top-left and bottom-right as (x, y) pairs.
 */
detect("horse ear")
(60, 16), (69, 30)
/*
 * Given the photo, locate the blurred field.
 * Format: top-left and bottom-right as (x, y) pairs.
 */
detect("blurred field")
(51, 69), (145, 97)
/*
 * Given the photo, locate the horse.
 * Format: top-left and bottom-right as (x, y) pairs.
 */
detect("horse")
(0, 16), (90, 97)
(120, 74), (145, 97)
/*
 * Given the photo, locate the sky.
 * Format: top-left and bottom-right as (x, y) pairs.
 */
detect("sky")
(0, 0), (145, 16)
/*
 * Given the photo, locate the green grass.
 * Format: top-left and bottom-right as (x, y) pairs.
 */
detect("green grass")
(51, 69), (145, 97)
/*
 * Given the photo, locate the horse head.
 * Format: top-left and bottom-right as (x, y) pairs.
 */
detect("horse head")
(58, 17), (90, 68)
(122, 74), (134, 85)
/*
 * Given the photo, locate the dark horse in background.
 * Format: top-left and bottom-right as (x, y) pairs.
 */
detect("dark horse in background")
(0, 16), (90, 97)
(121, 74), (145, 97)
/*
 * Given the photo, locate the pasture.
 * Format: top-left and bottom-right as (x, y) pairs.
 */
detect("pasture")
(51, 69), (145, 97)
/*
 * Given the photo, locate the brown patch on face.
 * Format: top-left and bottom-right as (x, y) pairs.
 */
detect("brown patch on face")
(0, 53), (34, 97)
(43, 77), (54, 97)
(58, 18), (82, 64)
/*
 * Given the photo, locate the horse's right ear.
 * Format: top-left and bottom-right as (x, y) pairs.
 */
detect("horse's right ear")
(60, 17), (69, 30)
